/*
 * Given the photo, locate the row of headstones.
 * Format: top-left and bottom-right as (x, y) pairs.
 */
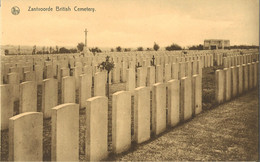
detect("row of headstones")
(1, 59), (203, 130)
(0, 53), (101, 83)
(129, 60), (203, 91)
(2, 48), (256, 65)
(0, 49), (253, 80)
(224, 51), (258, 57)
(2, 58), (203, 129)
(223, 54), (259, 68)
(1, 59), (91, 84)
(2, 48), (213, 73)
(1, 48), (245, 63)
(214, 52), (259, 67)
(6, 74), (202, 161)
(2, 54), (150, 85)
(0, 70), (108, 130)
(1, 53), (82, 65)
(3, 57), (107, 85)
(215, 54), (224, 66)
(98, 52), (212, 68)
(1, 57), (202, 122)
(3, 59), (134, 95)
(1, 51), (206, 86)
(1, 50), (255, 83)
(215, 61), (259, 103)
(1, 62), (96, 99)
(111, 54), (206, 85)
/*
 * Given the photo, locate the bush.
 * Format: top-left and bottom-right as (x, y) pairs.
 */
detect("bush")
(4, 49), (9, 55)
(189, 44), (203, 50)
(70, 48), (78, 53)
(137, 47), (143, 51)
(116, 46), (122, 52)
(165, 43), (182, 51)
(77, 42), (84, 52)
(59, 47), (71, 53)
(153, 42), (160, 51)
(124, 48), (131, 52)
(89, 47), (102, 54)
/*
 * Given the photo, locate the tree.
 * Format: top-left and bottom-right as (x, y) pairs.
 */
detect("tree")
(56, 46), (59, 54)
(146, 48), (152, 51)
(153, 42), (160, 51)
(32, 45), (36, 55)
(137, 47), (143, 51)
(89, 47), (102, 55)
(188, 44), (203, 50)
(98, 56), (115, 98)
(4, 49), (9, 55)
(59, 47), (70, 53)
(165, 43), (182, 51)
(42, 46), (46, 54)
(36, 51), (43, 54)
(229, 45), (259, 50)
(70, 48), (78, 53)
(77, 42), (84, 52)
(116, 46), (122, 52)
(198, 44), (203, 50)
(124, 48), (131, 52)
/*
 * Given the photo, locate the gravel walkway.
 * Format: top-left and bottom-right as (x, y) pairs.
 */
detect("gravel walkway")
(109, 90), (259, 161)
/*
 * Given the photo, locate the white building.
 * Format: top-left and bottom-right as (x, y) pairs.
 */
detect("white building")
(204, 39), (230, 50)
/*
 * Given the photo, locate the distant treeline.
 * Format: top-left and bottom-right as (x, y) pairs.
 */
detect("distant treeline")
(229, 45), (259, 49)
(3, 43), (259, 55)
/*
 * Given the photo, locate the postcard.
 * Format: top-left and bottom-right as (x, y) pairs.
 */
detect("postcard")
(0, 0), (259, 161)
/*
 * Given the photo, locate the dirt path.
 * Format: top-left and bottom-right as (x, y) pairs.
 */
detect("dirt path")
(109, 90), (259, 161)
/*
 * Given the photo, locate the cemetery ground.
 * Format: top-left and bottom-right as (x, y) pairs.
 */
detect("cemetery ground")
(0, 66), (258, 161)
(110, 89), (259, 161)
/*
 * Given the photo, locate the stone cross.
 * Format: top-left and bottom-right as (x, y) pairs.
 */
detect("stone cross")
(136, 62), (141, 68)
(84, 28), (88, 47)
(151, 55), (155, 66)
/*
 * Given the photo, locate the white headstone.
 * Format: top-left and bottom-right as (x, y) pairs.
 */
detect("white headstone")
(19, 81), (37, 113)
(61, 76), (76, 103)
(126, 68), (135, 93)
(147, 66), (155, 87)
(86, 96), (108, 160)
(152, 83), (166, 135)
(180, 77), (192, 121)
(167, 79), (180, 127)
(51, 103), (79, 161)
(42, 78), (58, 118)
(155, 65), (163, 83)
(1, 84), (14, 130)
(9, 112), (43, 161)
(134, 87), (150, 143)
(94, 72), (106, 96)
(79, 73), (92, 108)
(112, 91), (131, 153)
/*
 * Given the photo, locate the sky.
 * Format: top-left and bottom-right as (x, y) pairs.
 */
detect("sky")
(0, 0), (259, 48)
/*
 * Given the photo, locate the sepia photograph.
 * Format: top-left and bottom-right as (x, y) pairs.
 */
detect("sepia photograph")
(0, 0), (259, 161)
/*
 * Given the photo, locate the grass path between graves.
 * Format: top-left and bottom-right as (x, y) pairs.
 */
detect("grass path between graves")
(108, 89), (259, 161)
